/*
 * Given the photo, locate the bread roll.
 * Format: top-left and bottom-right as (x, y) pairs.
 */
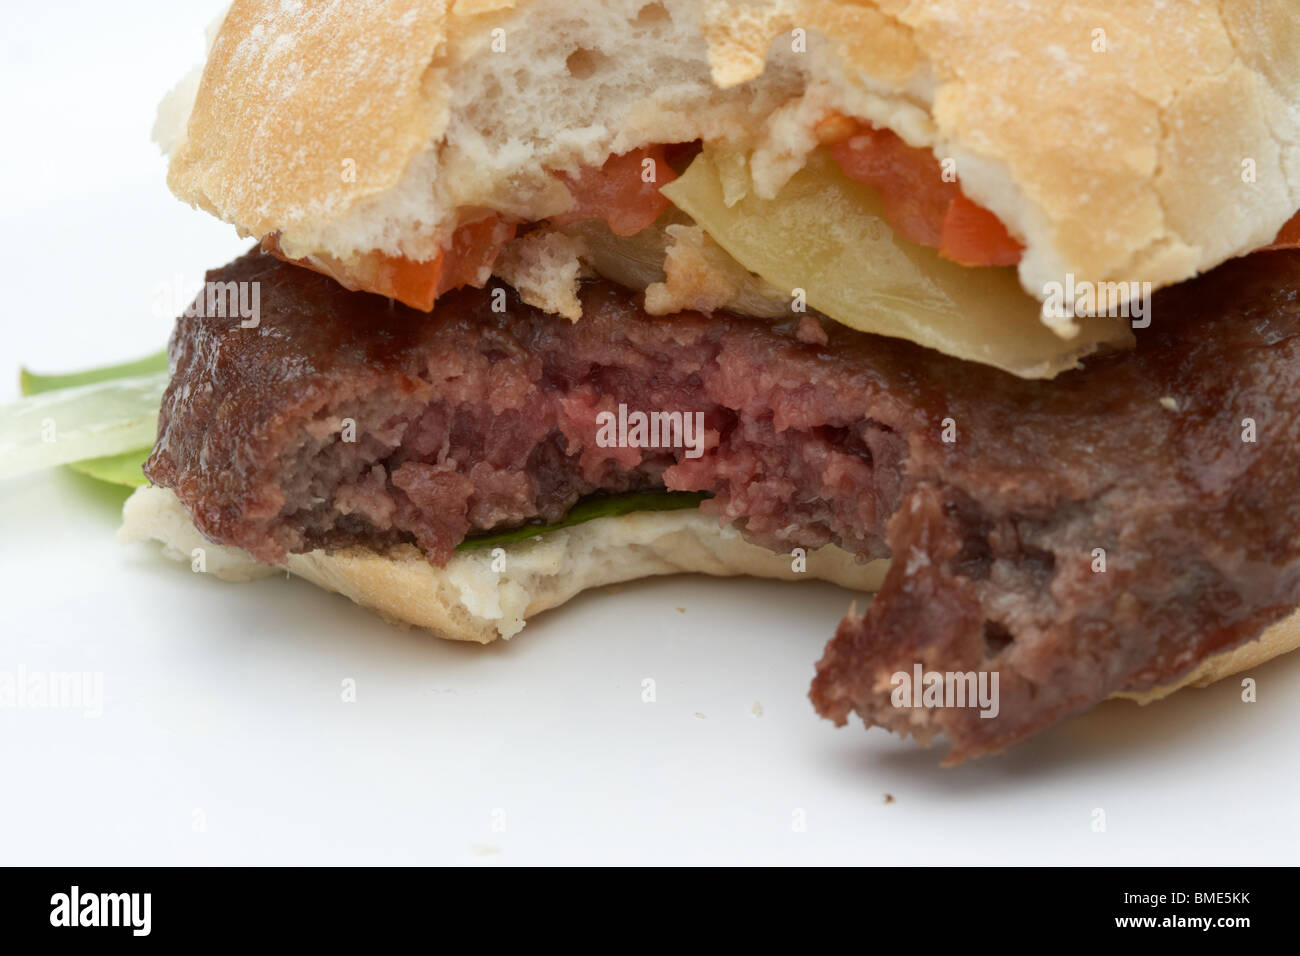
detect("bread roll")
(160, 0), (1300, 318)
(120, 485), (1297, 705)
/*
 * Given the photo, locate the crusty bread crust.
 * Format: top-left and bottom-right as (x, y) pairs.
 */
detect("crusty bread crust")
(788, 0), (1300, 329)
(1113, 618), (1300, 704)
(164, 0), (1300, 316)
(120, 486), (1299, 704)
(165, 0), (453, 259)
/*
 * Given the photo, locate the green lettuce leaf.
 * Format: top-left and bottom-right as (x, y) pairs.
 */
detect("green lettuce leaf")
(5, 350), (169, 486)
(63, 448), (154, 487)
(456, 491), (708, 550)
(20, 349), (168, 394)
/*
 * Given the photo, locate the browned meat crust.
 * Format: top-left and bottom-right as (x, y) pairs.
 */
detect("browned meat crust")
(812, 252), (1300, 760)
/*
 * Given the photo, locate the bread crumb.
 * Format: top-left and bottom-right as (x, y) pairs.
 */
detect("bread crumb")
(883, 793), (895, 804)
(694, 712), (706, 719)
(644, 224), (788, 317)
(751, 700), (763, 717)
(814, 112), (858, 146)
(494, 228), (586, 320)
(1159, 396), (1179, 412)
(796, 314), (829, 346)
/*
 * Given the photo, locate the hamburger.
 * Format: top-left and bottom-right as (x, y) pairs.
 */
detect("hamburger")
(113, 0), (1300, 762)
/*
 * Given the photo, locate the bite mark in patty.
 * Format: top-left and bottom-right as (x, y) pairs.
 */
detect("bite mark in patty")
(147, 248), (1300, 760)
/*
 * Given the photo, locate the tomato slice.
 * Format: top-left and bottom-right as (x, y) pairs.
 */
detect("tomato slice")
(824, 118), (1023, 267)
(550, 146), (678, 237)
(367, 255), (444, 312)
(940, 194), (1025, 267)
(432, 216), (518, 297)
(262, 216), (516, 311)
(829, 125), (960, 249)
(262, 148), (676, 310)
(1261, 209), (1300, 251)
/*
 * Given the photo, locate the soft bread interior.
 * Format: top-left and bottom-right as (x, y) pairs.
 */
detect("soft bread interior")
(121, 486), (1299, 705)
(162, 0), (1300, 319)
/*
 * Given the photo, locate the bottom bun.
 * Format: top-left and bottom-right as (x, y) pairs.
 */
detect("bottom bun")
(119, 486), (1299, 705)
(118, 486), (888, 644)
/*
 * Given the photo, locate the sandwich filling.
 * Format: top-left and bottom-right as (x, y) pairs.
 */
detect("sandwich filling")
(259, 132), (1300, 380)
(147, 247), (1300, 760)
(263, 127), (1028, 312)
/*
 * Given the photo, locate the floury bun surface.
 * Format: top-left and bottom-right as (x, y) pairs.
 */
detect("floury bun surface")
(119, 484), (1300, 708)
(157, 0), (1300, 318)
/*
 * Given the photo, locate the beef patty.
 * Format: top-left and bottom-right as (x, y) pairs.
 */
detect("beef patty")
(147, 247), (1300, 760)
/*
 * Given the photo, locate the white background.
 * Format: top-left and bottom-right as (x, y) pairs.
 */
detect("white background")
(2, 1), (1297, 865)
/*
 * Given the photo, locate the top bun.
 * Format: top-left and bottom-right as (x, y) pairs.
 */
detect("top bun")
(160, 0), (1300, 313)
